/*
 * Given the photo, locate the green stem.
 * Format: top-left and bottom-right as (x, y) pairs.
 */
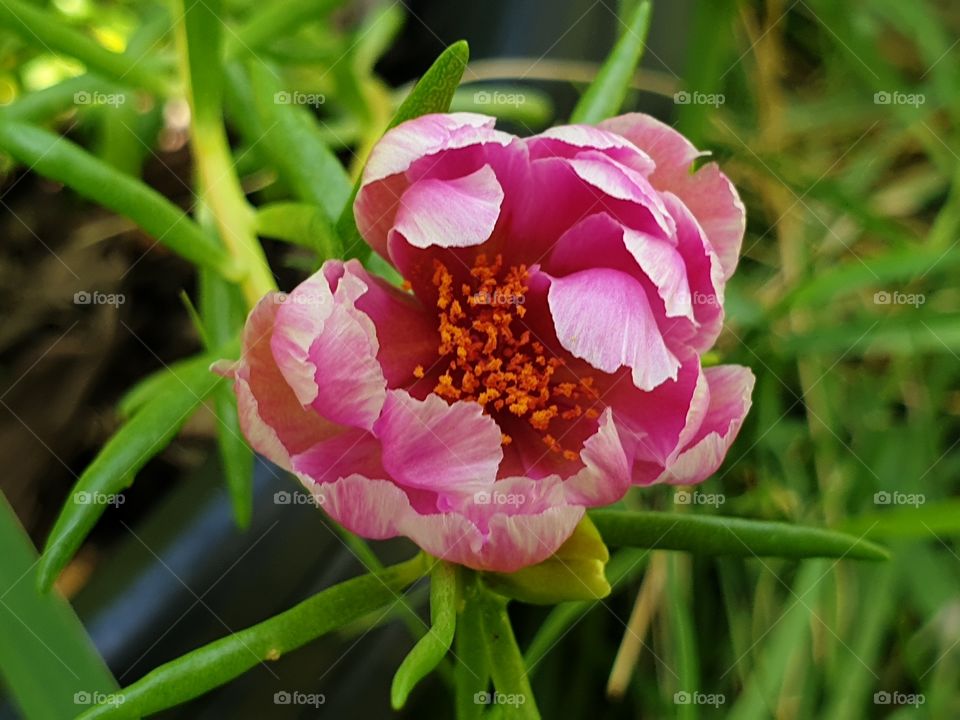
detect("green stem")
(77, 556), (428, 719)
(479, 591), (541, 719)
(455, 572), (491, 720)
(175, 0), (276, 307)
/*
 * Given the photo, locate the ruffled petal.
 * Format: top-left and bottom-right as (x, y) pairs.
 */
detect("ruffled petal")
(563, 408), (632, 506)
(270, 265), (387, 430)
(657, 365), (755, 485)
(600, 113), (746, 279)
(392, 164), (504, 249)
(232, 295), (340, 468)
(546, 211), (694, 322)
(355, 113), (514, 259)
(545, 267), (680, 391)
(373, 389), (503, 502)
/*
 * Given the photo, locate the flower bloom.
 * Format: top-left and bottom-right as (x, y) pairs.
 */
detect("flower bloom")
(222, 112), (754, 572)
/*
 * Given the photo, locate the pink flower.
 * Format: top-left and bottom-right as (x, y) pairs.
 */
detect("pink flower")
(222, 112), (754, 572)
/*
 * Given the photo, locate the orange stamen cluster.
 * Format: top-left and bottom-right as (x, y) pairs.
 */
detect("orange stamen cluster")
(414, 254), (599, 460)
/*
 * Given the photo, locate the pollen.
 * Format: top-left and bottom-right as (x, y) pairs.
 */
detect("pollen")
(426, 253), (598, 456)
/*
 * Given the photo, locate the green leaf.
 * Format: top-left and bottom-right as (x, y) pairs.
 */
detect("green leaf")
(0, 74), (123, 123)
(116, 351), (215, 418)
(0, 0), (170, 96)
(76, 556), (427, 719)
(0, 491), (118, 720)
(455, 573), (491, 720)
(256, 201), (343, 258)
(569, 0), (653, 124)
(178, 0), (275, 306)
(390, 40), (471, 128)
(0, 121), (240, 280)
(198, 265), (254, 529)
(37, 346), (231, 592)
(391, 561), (458, 709)
(478, 592), (541, 719)
(247, 60), (352, 221)
(336, 40), (470, 260)
(589, 510), (890, 561)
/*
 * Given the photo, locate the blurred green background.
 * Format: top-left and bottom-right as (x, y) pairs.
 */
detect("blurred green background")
(0, 0), (958, 718)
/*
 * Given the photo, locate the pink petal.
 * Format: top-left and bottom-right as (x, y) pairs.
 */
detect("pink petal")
(657, 364), (755, 485)
(565, 151), (675, 237)
(600, 113), (746, 280)
(373, 390), (502, 502)
(307, 472), (583, 572)
(392, 164), (504, 249)
(233, 295), (340, 468)
(564, 408), (632, 506)
(527, 124), (656, 176)
(331, 261), (438, 389)
(270, 265), (387, 430)
(362, 113), (512, 184)
(545, 267), (680, 391)
(291, 429), (385, 485)
(355, 113), (513, 259)
(660, 193), (725, 354)
(547, 212), (694, 322)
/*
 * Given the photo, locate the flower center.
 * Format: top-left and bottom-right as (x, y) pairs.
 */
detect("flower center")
(413, 253), (598, 460)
